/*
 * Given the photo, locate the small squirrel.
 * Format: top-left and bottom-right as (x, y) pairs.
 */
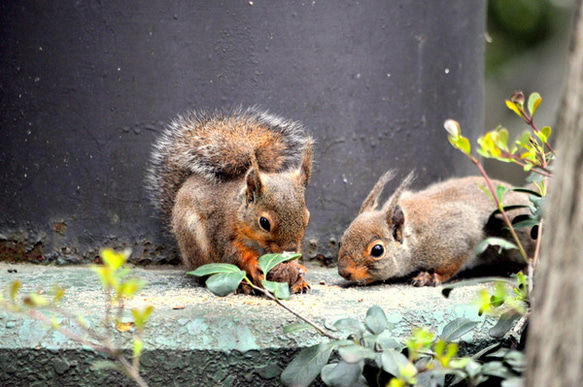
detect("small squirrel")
(147, 107), (313, 293)
(337, 171), (535, 286)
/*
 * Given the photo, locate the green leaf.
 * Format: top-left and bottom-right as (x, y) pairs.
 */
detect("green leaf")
(516, 131), (532, 149)
(333, 318), (365, 334)
(262, 279), (291, 300)
(283, 323), (314, 334)
(475, 237), (518, 255)
(455, 137), (471, 155)
(379, 350), (410, 377)
(364, 305), (389, 335)
(439, 318), (478, 341)
(489, 310), (522, 339)
(338, 345), (376, 364)
(91, 266), (111, 289)
(321, 361), (365, 387)
(205, 271), (246, 297)
(495, 184), (507, 203)
(496, 128), (510, 151)
(504, 350), (525, 371)
(118, 277), (145, 298)
(525, 171), (546, 184)
(481, 361), (516, 379)
(259, 252), (301, 275)
(527, 92), (542, 116)
(281, 342), (336, 387)
(540, 125), (551, 141)
(188, 263), (243, 277)
(376, 332), (403, 350)
(512, 218), (539, 230)
(535, 129), (548, 144)
(132, 305), (154, 329)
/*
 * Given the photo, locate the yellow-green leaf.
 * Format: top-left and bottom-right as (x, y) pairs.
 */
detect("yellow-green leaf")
(455, 137), (471, 156)
(496, 128), (509, 151)
(132, 305), (154, 329)
(100, 248), (129, 270)
(528, 92), (542, 116)
(10, 281), (21, 301)
(538, 126), (552, 144)
(119, 277), (145, 298)
(505, 100), (522, 117)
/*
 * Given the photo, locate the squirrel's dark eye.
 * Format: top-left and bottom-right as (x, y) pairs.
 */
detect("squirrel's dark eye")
(259, 216), (271, 232)
(370, 244), (384, 258)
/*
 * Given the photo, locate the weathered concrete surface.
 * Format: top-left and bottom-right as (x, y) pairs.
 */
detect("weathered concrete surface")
(0, 263), (498, 386)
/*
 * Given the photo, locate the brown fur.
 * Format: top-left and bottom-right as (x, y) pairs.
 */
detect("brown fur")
(148, 108), (313, 293)
(338, 172), (535, 286)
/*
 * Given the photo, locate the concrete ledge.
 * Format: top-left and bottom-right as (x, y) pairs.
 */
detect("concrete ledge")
(0, 263), (498, 386)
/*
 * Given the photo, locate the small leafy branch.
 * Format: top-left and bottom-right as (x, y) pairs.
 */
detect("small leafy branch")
(444, 91), (553, 278)
(279, 307), (495, 387)
(189, 252), (339, 340)
(439, 90), (555, 383)
(1, 248), (153, 387)
(192, 255), (525, 386)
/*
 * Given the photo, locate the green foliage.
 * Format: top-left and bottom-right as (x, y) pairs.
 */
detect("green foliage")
(279, 305), (519, 387)
(1, 248), (153, 387)
(445, 90), (553, 266)
(446, 91), (553, 181)
(188, 251), (302, 300)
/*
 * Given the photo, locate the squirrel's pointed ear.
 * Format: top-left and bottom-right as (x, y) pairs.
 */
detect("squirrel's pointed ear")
(387, 205), (405, 243)
(359, 170), (396, 214)
(245, 166), (263, 203)
(298, 140), (313, 187)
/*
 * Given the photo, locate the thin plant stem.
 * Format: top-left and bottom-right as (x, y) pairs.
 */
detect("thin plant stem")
(21, 307), (149, 387)
(243, 278), (340, 340)
(473, 159), (529, 263)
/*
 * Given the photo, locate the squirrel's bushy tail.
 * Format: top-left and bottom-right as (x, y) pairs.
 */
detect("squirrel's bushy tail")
(146, 106), (312, 217)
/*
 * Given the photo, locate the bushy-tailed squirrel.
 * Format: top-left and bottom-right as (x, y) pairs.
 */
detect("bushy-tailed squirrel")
(147, 107), (313, 293)
(337, 171), (535, 286)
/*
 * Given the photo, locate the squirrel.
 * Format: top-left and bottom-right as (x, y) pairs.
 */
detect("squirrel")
(146, 107), (313, 293)
(337, 171), (535, 286)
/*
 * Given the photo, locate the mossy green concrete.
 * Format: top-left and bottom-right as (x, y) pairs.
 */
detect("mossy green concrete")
(0, 263), (499, 386)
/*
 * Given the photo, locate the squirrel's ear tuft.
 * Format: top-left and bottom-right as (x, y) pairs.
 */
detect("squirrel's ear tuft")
(388, 205), (405, 243)
(359, 170), (396, 214)
(298, 140), (313, 187)
(245, 166), (263, 203)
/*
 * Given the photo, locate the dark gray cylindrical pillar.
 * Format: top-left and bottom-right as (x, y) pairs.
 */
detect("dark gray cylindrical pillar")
(0, 1), (485, 263)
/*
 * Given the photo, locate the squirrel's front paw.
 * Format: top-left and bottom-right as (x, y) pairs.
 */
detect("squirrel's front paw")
(267, 261), (310, 294)
(411, 271), (443, 287)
